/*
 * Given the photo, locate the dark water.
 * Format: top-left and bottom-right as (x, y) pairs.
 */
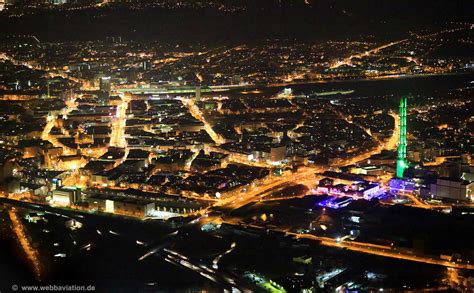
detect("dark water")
(225, 72), (474, 99)
(288, 73), (473, 96)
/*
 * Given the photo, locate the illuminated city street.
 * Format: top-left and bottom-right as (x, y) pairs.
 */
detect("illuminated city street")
(7, 208), (43, 280)
(109, 93), (130, 148)
(0, 1), (473, 291)
(181, 97), (225, 145)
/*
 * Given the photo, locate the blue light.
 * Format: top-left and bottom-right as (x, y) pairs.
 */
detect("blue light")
(316, 197), (352, 209)
(389, 178), (416, 192)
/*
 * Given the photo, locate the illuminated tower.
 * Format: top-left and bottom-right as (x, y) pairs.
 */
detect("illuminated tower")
(396, 96), (408, 178)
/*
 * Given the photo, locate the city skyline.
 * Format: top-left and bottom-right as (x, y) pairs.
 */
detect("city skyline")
(0, 1), (473, 292)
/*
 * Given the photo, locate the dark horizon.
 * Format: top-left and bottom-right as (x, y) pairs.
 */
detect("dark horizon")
(1, 0), (472, 42)
(0, 0), (473, 292)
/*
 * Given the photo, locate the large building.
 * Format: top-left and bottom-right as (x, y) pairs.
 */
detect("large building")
(83, 188), (205, 217)
(51, 187), (81, 206)
(430, 178), (474, 202)
(49, 0), (67, 4)
(99, 76), (112, 94)
(87, 195), (155, 218)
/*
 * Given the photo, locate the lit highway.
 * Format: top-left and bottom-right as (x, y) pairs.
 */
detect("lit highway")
(210, 167), (322, 212)
(383, 111), (400, 151)
(219, 221), (474, 271)
(293, 232), (474, 270)
(392, 190), (451, 210)
(7, 207), (43, 280)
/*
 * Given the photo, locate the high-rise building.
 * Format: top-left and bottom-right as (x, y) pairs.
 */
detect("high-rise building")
(396, 96), (408, 178)
(99, 76), (111, 94)
(98, 76), (112, 105)
(142, 60), (151, 71)
(49, 0), (67, 4)
(195, 86), (201, 101)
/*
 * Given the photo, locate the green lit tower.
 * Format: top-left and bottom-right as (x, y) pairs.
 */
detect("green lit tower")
(396, 96), (408, 178)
